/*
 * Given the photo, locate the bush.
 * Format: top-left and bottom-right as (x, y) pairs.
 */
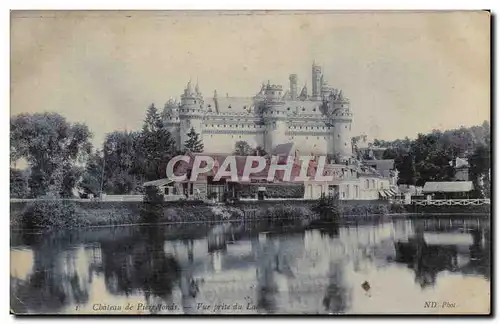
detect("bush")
(21, 200), (82, 229)
(140, 186), (164, 223)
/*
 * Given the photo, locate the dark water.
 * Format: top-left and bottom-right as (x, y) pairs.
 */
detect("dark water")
(10, 216), (491, 314)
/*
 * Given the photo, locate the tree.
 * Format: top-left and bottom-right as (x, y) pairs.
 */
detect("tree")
(373, 123), (490, 186)
(10, 168), (29, 198)
(80, 150), (104, 196)
(183, 127), (204, 153)
(469, 145), (491, 198)
(139, 104), (177, 180)
(10, 113), (92, 197)
(233, 141), (253, 156)
(102, 131), (142, 194)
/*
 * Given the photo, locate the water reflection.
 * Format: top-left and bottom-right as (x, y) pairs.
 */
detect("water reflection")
(10, 217), (490, 314)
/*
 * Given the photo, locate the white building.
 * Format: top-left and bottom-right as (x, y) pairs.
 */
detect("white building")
(162, 62), (353, 161)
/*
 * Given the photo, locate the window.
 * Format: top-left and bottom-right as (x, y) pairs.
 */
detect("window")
(189, 183), (194, 195)
(366, 179), (369, 188)
(372, 180), (375, 188)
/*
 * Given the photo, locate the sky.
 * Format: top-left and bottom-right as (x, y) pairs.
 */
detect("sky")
(11, 10), (490, 147)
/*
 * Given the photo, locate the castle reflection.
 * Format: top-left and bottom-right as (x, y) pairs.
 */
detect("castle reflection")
(10, 217), (490, 314)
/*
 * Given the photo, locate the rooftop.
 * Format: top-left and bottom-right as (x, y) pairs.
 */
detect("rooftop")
(422, 181), (474, 193)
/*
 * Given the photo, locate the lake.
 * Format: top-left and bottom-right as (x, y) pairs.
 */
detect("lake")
(10, 216), (491, 315)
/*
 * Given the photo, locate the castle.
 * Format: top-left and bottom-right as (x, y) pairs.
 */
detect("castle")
(162, 62), (353, 160)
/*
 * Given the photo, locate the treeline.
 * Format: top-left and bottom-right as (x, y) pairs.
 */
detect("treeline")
(10, 105), (204, 198)
(369, 121), (491, 197)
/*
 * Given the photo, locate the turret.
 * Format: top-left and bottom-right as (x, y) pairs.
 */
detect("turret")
(257, 81), (287, 151)
(298, 84), (308, 101)
(328, 90), (353, 161)
(162, 97), (181, 150)
(179, 80), (205, 151)
(263, 81), (284, 104)
(289, 74), (298, 100)
(311, 62), (322, 101)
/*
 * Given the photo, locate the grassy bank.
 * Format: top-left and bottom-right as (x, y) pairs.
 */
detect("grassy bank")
(10, 199), (318, 230)
(10, 198), (489, 230)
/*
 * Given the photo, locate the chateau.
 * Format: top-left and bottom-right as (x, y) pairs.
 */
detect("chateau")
(162, 62), (353, 160)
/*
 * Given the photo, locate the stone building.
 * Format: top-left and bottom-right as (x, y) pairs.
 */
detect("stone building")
(162, 62), (353, 161)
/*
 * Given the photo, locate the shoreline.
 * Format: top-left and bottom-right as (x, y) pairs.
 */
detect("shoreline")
(10, 212), (490, 232)
(10, 199), (490, 231)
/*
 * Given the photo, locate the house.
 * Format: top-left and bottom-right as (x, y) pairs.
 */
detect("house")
(303, 162), (397, 200)
(452, 157), (470, 181)
(143, 178), (186, 201)
(422, 181), (474, 199)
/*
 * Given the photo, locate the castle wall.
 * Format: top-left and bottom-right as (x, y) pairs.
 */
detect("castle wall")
(332, 120), (352, 157)
(265, 119), (288, 152)
(285, 134), (329, 155)
(163, 64), (353, 157)
(202, 131), (265, 153)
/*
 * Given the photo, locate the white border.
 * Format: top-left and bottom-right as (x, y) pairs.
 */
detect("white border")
(2, 1), (497, 324)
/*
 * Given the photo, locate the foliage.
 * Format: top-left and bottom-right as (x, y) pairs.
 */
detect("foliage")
(233, 141), (254, 156)
(10, 168), (29, 198)
(82, 104), (178, 195)
(101, 131), (143, 194)
(184, 127), (204, 153)
(20, 200), (81, 229)
(253, 146), (267, 156)
(79, 150), (104, 196)
(314, 195), (341, 221)
(371, 122), (490, 186)
(140, 186), (165, 223)
(469, 145), (491, 198)
(10, 113), (92, 197)
(139, 104), (177, 180)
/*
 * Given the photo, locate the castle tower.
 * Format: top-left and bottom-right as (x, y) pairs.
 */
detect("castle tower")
(289, 74), (298, 100)
(328, 90), (353, 161)
(311, 62), (322, 101)
(162, 97), (181, 149)
(298, 83), (308, 101)
(261, 82), (287, 151)
(179, 80), (205, 150)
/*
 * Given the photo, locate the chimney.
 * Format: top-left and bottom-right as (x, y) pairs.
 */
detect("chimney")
(289, 74), (298, 100)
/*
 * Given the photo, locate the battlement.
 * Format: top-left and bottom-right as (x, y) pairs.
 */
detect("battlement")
(265, 84), (283, 91)
(162, 62), (354, 158)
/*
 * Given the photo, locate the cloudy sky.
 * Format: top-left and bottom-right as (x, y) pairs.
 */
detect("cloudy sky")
(11, 10), (490, 147)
